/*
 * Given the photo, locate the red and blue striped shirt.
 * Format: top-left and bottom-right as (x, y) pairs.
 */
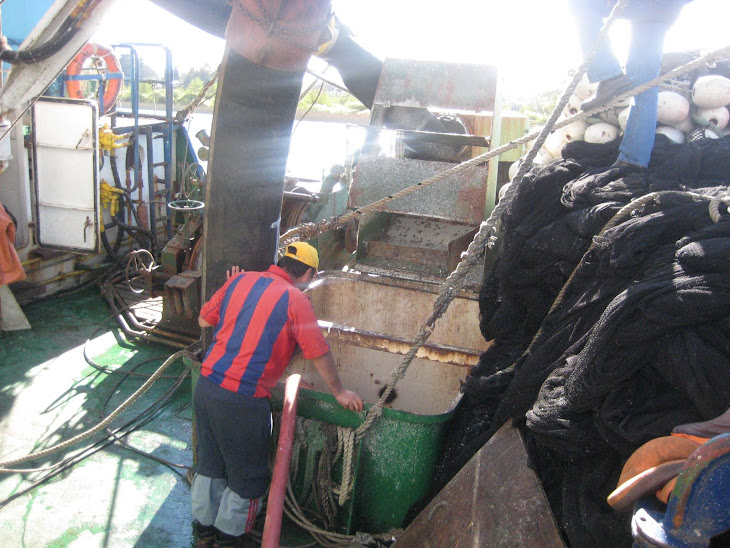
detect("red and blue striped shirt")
(199, 265), (329, 398)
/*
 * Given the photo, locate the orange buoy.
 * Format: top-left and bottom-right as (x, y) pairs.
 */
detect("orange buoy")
(66, 43), (123, 114)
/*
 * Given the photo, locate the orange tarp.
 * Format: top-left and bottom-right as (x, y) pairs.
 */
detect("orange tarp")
(0, 201), (26, 285)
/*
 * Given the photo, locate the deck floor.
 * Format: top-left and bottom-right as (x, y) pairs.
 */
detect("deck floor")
(0, 287), (195, 547)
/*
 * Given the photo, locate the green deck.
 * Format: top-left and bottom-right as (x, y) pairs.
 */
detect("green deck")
(0, 287), (195, 547)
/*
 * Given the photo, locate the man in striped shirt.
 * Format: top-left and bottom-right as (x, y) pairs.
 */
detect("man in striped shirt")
(192, 242), (363, 547)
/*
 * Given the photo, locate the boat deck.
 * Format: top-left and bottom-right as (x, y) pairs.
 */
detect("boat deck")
(0, 286), (195, 547)
(0, 286), (339, 547)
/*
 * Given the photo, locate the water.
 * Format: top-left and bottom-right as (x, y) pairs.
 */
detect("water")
(183, 113), (366, 189)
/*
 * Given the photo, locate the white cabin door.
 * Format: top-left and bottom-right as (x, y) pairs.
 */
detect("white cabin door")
(33, 97), (99, 253)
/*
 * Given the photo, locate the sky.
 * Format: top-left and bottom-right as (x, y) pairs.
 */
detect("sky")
(92, 0), (730, 98)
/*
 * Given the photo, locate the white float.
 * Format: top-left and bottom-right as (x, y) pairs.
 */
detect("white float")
(562, 120), (587, 142)
(508, 161), (520, 181)
(618, 107), (631, 130)
(696, 106), (729, 130)
(672, 114), (696, 134)
(584, 122), (620, 144)
(498, 182), (512, 201)
(692, 75), (730, 109)
(656, 91), (690, 125)
(533, 148), (555, 165)
(574, 75), (598, 101)
(656, 126), (685, 144)
(544, 129), (568, 157)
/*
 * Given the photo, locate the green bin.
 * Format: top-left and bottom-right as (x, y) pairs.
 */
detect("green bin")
(270, 385), (452, 533)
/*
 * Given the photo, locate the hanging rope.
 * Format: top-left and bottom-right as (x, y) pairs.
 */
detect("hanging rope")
(347, 0), (629, 441)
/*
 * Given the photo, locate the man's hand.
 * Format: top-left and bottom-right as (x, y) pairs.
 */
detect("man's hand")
(311, 351), (364, 412)
(335, 389), (364, 412)
(226, 266), (243, 280)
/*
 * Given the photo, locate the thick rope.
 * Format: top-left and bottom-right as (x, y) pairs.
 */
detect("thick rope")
(279, 44), (730, 247)
(0, 351), (187, 471)
(708, 193), (730, 223)
(336, 426), (355, 506)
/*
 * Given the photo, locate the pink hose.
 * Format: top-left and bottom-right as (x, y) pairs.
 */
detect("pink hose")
(262, 374), (301, 548)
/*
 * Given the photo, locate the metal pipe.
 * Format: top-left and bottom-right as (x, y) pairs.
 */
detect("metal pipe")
(262, 374), (301, 548)
(32, 270), (87, 285)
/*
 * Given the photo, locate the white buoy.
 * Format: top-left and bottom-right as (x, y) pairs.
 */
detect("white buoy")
(692, 75), (730, 109)
(533, 148), (554, 165)
(656, 125), (685, 144)
(656, 91), (690, 125)
(584, 122), (620, 144)
(696, 106), (729, 130)
(563, 95), (583, 117)
(508, 160), (521, 181)
(672, 114), (696, 134)
(544, 130), (568, 157)
(562, 120), (587, 142)
(574, 75), (598, 101)
(498, 182), (512, 202)
(618, 107), (631, 130)
(599, 108), (621, 127)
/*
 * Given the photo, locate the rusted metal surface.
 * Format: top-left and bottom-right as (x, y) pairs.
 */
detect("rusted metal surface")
(224, 0), (331, 72)
(371, 59), (498, 113)
(289, 270), (488, 414)
(394, 422), (565, 548)
(164, 270), (201, 319)
(350, 156), (488, 225)
(318, 320), (481, 367)
(355, 211), (482, 280)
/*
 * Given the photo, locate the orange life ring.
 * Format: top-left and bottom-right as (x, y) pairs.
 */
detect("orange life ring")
(66, 43), (123, 114)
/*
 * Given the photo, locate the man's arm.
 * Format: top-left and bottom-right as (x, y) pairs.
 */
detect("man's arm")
(199, 316), (213, 328)
(311, 351), (364, 412)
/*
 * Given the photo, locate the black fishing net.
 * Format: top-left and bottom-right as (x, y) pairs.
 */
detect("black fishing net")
(433, 135), (730, 547)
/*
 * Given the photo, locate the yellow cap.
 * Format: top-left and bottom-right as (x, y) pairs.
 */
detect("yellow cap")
(283, 242), (319, 270)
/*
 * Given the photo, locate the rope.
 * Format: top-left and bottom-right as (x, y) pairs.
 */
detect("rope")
(336, 427), (355, 506)
(279, 43), (730, 247)
(344, 2), (637, 440)
(174, 65), (220, 123)
(0, 351), (188, 470)
(276, 416), (392, 546)
(708, 193), (730, 223)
